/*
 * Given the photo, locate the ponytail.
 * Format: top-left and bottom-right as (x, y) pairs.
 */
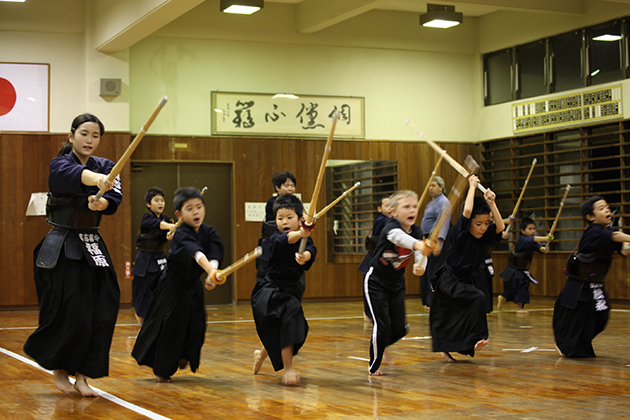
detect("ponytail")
(57, 141), (73, 157)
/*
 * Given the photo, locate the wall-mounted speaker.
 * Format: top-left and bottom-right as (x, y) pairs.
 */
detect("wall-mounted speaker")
(100, 78), (121, 96)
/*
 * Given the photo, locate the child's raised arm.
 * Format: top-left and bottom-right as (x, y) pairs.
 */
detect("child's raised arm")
(463, 175), (478, 219)
(485, 190), (504, 233)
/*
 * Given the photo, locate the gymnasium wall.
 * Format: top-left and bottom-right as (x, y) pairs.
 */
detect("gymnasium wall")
(6, 131), (627, 308)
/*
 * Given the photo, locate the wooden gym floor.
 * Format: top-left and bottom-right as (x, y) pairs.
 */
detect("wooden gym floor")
(2, 297), (630, 419)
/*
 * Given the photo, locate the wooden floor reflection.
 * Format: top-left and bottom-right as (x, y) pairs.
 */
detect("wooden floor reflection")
(2, 297), (630, 419)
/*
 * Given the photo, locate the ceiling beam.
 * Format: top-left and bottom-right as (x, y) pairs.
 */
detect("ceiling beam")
(451, 0), (585, 15)
(93, 0), (205, 54)
(296, 0), (385, 34)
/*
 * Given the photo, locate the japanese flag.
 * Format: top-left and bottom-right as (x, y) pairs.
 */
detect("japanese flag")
(0, 63), (49, 132)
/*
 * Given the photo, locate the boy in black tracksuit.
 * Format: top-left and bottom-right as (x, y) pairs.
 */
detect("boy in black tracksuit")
(363, 190), (431, 376)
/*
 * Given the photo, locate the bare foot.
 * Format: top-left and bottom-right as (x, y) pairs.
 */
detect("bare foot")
(156, 375), (173, 383)
(555, 344), (566, 357)
(441, 352), (458, 363)
(474, 339), (489, 352)
(53, 369), (74, 394)
(253, 349), (267, 374)
(368, 369), (383, 376)
(74, 374), (99, 397)
(363, 314), (373, 324)
(179, 358), (189, 370)
(282, 369), (300, 385)
(497, 295), (506, 310)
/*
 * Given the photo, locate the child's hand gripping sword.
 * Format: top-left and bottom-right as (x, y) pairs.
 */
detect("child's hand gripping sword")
(298, 110), (340, 254)
(403, 118), (492, 199)
(93, 96), (168, 201)
(210, 246), (263, 286)
(503, 158), (537, 236)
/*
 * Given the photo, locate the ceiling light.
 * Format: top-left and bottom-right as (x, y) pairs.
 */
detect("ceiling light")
(220, 0), (263, 15)
(272, 94), (299, 99)
(0, 0), (26, 2)
(593, 34), (622, 42)
(420, 4), (462, 29)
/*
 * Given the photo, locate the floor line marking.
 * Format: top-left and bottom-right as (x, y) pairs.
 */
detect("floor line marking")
(348, 356), (370, 362)
(0, 346), (172, 420)
(0, 326), (36, 330)
(502, 348), (557, 353)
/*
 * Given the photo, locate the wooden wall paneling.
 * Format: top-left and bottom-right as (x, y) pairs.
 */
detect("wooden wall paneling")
(1, 134), (24, 306)
(359, 139), (371, 162)
(403, 143), (418, 190)
(139, 136), (173, 161)
(233, 137), (256, 302)
(13, 135), (29, 306)
(605, 256), (629, 300)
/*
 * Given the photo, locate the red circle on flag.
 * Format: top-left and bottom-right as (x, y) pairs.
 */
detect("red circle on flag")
(0, 78), (18, 116)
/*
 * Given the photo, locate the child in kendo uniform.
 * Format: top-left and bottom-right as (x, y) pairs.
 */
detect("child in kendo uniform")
(132, 187), (177, 325)
(132, 187), (224, 382)
(497, 217), (550, 314)
(251, 194), (316, 385)
(553, 196), (630, 358)
(430, 175), (504, 363)
(256, 171), (297, 281)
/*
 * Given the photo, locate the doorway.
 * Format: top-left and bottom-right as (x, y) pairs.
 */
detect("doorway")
(130, 162), (233, 304)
